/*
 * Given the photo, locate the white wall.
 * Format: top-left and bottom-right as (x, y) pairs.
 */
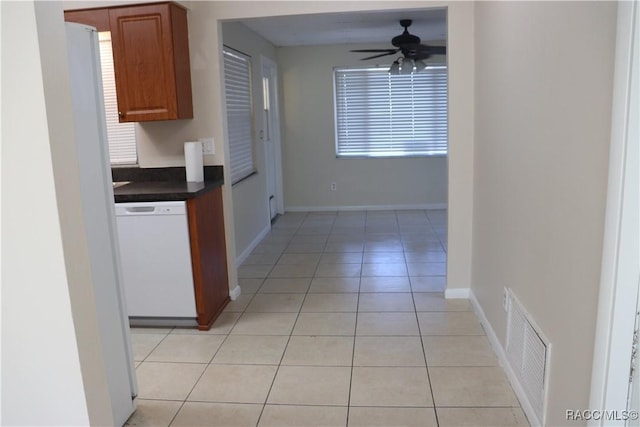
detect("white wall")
(277, 43), (448, 210)
(2, 1), (114, 424)
(471, 2), (617, 425)
(222, 22), (277, 259)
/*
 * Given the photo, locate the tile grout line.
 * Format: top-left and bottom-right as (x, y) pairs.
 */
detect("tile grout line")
(343, 211), (363, 427)
(254, 212), (313, 426)
(410, 209), (441, 427)
(134, 326), (175, 364)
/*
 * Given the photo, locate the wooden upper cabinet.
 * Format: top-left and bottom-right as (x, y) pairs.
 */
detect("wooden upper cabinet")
(109, 3), (193, 121)
(64, 8), (110, 32)
(64, 2), (193, 122)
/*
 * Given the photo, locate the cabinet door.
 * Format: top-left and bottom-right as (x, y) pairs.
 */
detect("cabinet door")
(109, 4), (180, 122)
(187, 187), (230, 330)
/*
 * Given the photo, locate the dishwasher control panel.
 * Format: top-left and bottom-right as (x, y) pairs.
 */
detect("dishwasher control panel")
(115, 201), (187, 216)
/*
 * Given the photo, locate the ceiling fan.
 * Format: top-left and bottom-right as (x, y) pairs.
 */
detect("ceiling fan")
(351, 19), (446, 74)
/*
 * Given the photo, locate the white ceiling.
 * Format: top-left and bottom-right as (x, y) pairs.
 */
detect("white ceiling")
(239, 8), (447, 47)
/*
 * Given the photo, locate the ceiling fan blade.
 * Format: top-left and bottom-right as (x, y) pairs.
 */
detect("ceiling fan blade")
(350, 49), (398, 53)
(415, 45), (447, 55)
(414, 53), (433, 61)
(348, 20), (445, 61)
(360, 51), (398, 60)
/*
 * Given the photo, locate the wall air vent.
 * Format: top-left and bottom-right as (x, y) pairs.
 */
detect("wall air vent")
(505, 290), (549, 425)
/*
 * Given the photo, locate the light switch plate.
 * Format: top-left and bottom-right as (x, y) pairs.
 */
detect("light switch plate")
(199, 137), (215, 155)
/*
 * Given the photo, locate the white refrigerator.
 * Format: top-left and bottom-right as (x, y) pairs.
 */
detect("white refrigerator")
(65, 22), (137, 425)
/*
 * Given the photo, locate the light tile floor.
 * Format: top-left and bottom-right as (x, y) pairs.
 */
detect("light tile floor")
(127, 210), (529, 427)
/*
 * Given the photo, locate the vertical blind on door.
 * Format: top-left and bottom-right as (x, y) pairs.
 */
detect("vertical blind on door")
(98, 32), (137, 165)
(334, 65), (447, 157)
(223, 48), (255, 184)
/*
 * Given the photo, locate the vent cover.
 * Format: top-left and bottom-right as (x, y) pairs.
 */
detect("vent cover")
(506, 291), (549, 424)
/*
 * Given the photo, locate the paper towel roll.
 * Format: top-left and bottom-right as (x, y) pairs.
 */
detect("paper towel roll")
(184, 141), (204, 183)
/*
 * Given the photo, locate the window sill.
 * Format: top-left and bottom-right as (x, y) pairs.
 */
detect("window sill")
(335, 154), (447, 159)
(231, 169), (258, 186)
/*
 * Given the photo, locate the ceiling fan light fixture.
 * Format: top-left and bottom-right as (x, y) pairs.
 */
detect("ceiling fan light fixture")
(414, 59), (428, 72)
(400, 58), (414, 75)
(389, 59), (401, 75)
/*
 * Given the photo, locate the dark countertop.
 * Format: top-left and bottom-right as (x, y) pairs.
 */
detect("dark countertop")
(112, 166), (224, 203)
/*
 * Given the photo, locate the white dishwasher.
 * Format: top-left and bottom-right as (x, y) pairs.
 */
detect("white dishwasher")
(115, 201), (197, 322)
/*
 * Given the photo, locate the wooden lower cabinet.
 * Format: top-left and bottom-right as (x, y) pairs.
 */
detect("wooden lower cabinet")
(186, 187), (229, 330)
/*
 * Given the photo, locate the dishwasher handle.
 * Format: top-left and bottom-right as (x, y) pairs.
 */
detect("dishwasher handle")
(124, 206), (156, 214)
(115, 202), (187, 216)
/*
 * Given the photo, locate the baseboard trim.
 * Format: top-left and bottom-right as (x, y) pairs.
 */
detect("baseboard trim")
(229, 285), (241, 301)
(444, 287), (470, 299)
(469, 290), (542, 427)
(285, 203), (447, 212)
(235, 223), (271, 267)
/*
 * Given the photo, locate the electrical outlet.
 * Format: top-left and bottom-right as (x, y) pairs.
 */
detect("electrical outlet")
(199, 137), (215, 155)
(331, 182), (337, 191)
(503, 287), (510, 312)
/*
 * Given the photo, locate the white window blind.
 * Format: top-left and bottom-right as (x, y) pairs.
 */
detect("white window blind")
(223, 48), (255, 184)
(98, 32), (137, 165)
(334, 66), (447, 157)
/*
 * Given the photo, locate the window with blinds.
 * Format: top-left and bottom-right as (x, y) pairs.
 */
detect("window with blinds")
(98, 32), (137, 165)
(334, 65), (447, 158)
(223, 47), (255, 184)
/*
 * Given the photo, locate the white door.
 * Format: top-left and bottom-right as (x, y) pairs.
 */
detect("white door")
(628, 284), (639, 426)
(589, 1), (640, 425)
(261, 55), (284, 219)
(66, 22), (137, 425)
